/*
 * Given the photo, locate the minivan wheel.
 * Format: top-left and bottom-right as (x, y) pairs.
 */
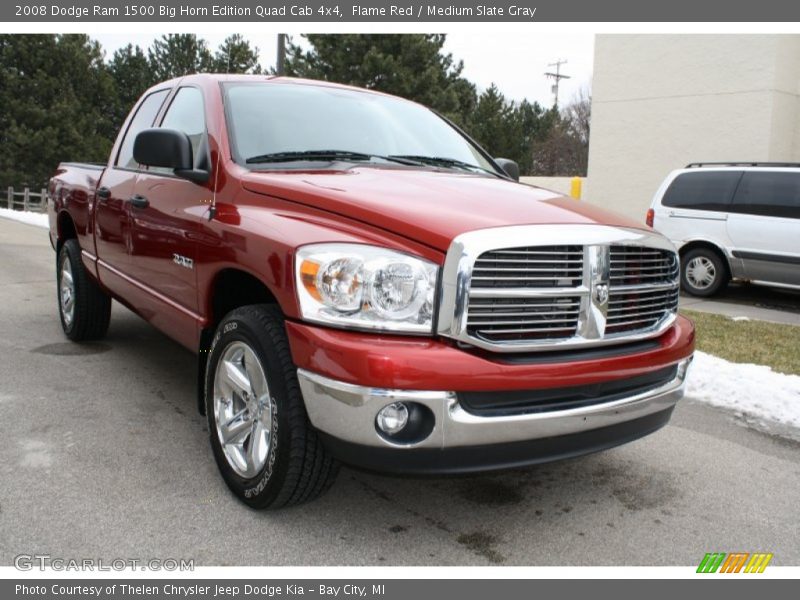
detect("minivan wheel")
(57, 239), (111, 340)
(204, 304), (339, 509)
(681, 248), (728, 297)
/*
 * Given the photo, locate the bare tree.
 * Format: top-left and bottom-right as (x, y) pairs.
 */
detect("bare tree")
(531, 86), (591, 176)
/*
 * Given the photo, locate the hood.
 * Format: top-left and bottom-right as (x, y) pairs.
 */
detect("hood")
(241, 167), (647, 252)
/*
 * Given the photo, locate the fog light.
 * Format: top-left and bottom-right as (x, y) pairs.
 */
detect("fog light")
(376, 402), (409, 435)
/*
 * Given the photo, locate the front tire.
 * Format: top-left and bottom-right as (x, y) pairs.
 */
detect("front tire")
(204, 304), (339, 509)
(57, 239), (111, 340)
(681, 247), (729, 297)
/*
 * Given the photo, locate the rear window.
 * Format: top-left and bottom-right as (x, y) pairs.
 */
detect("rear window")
(661, 171), (742, 211)
(730, 171), (800, 219)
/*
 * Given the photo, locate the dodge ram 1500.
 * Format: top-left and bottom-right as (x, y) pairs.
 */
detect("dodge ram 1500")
(49, 74), (694, 508)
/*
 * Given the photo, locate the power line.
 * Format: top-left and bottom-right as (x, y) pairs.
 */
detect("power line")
(544, 59), (571, 107)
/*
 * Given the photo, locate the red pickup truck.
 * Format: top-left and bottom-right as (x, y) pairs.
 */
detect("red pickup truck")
(49, 74), (694, 509)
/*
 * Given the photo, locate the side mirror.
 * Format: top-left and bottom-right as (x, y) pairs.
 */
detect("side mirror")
(133, 128), (209, 183)
(494, 158), (520, 181)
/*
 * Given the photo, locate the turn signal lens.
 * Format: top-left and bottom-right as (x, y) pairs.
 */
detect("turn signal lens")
(300, 260), (322, 301)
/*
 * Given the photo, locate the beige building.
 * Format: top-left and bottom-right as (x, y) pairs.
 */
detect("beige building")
(586, 34), (800, 218)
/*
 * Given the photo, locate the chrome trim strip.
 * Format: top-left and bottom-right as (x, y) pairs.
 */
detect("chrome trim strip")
(468, 286), (590, 299)
(297, 358), (691, 449)
(96, 258), (205, 324)
(436, 224), (679, 353)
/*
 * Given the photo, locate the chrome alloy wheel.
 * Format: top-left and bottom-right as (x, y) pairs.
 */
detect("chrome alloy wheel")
(59, 256), (75, 328)
(213, 341), (273, 478)
(685, 256), (716, 290)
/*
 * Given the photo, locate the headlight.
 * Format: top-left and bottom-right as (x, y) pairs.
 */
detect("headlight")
(295, 244), (439, 333)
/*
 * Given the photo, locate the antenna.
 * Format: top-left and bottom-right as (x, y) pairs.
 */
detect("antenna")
(544, 59), (571, 107)
(208, 147), (221, 221)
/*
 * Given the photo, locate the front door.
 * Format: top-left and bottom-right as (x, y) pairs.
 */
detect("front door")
(125, 86), (211, 347)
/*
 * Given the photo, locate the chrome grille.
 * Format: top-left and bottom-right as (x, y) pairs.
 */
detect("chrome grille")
(609, 246), (679, 286)
(471, 245), (583, 288)
(443, 226), (681, 352)
(466, 296), (582, 342)
(606, 246), (680, 334)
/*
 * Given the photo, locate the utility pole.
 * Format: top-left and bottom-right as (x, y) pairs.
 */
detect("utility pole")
(276, 34), (286, 75)
(544, 59), (571, 107)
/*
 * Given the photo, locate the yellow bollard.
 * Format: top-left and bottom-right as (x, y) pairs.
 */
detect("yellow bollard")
(570, 177), (582, 200)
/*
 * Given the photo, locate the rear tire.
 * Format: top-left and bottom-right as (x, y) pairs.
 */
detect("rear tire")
(57, 239), (111, 340)
(680, 247), (728, 297)
(204, 304), (339, 509)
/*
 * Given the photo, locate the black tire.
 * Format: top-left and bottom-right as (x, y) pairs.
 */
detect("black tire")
(57, 239), (111, 341)
(204, 304), (339, 509)
(680, 247), (729, 297)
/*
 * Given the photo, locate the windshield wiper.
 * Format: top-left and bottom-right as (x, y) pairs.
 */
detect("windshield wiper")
(245, 150), (424, 166)
(387, 155), (498, 175)
(245, 150), (373, 164)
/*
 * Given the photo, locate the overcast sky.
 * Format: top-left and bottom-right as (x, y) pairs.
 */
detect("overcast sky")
(92, 33), (594, 107)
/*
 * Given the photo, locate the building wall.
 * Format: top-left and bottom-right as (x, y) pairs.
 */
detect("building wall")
(586, 34), (800, 219)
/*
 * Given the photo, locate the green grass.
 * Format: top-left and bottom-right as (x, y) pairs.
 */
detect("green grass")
(681, 309), (800, 376)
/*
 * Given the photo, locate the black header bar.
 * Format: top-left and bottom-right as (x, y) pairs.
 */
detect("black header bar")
(5, 0), (800, 22)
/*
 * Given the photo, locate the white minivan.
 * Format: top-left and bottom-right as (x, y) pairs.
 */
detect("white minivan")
(648, 162), (800, 296)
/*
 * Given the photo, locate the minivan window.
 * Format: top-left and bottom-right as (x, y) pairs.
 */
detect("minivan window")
(661, 171), (742, 211)
(223, 83), (496, 173)
(116, 89), (170, 169)
(730, 171), (800, 219)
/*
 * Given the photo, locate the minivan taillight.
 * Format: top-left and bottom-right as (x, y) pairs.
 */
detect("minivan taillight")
(645, 208), (654, 228)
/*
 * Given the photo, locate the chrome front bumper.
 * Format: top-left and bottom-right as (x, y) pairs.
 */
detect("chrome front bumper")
(296, 357), (692, 450)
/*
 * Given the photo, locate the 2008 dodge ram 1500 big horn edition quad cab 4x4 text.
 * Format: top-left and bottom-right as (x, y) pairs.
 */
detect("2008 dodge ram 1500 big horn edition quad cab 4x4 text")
(48, 74), (695, 509)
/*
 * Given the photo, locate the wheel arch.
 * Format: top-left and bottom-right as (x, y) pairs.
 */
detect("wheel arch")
(197, 267), (282, 415)
(678, 240), (731, 276)
(56, 210), (77, 253)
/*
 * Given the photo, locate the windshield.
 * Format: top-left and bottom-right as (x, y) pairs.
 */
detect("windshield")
(223, 82), (497, 173)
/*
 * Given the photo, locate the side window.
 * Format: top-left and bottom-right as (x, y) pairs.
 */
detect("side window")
(157, 87), (207, 172)
(661, 171), (742, 211)
(731, 172), (800, 219)
(115, 89), (170, 169)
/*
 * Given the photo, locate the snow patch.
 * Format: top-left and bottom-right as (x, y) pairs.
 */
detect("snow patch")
(686, 351), (800, 430)
(0, 208), (49, 229)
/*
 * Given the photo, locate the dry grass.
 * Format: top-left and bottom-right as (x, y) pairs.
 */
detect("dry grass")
(681, 309), (800, 376)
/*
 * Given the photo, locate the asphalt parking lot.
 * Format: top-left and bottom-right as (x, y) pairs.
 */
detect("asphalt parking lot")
(0, 217), (798, 566)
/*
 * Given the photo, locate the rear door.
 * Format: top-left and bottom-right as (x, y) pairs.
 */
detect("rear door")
(94, 89), (170, 284)
(726, 171), (800, 286)
(654, 170), (742, 248)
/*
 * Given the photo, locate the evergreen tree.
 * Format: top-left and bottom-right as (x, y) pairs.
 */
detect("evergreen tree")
(0, 34), (116, 189)
(466, 85), (552, 175)
(108, 44), (155, 129)
(467, 84), (516, 159)
(213, 34), (261, 74)
(148, 34), (213, 80)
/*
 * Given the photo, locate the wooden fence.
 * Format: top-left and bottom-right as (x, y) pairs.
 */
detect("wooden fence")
(5, 187), (48, 213)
